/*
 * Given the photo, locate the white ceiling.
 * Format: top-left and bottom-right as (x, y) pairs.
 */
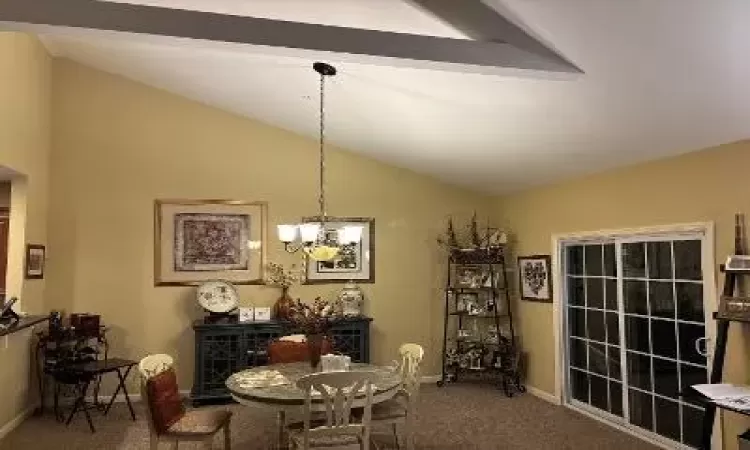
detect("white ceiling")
(35, 0), (750, 193)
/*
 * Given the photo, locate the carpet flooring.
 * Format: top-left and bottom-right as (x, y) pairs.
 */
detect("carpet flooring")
(0, 385), (658, 449)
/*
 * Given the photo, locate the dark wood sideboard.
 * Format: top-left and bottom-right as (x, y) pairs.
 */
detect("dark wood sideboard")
(191, 317), (372, 405)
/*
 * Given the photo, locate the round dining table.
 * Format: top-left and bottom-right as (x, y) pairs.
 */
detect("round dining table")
(226, 362), (402, 449)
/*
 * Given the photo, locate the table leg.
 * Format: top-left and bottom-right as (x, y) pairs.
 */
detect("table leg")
(105, 366), (136, 421)
(277, 410), (286, 450)
(66, 379), (95, 433)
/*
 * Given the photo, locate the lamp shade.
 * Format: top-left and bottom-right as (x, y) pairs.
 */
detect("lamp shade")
(277, 224), (298, 243)
(299, 223), (321, 243)
(338, 226), (363, 245)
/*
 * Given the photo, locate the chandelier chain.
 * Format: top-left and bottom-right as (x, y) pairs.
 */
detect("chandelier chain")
(318, 71), (327, 223)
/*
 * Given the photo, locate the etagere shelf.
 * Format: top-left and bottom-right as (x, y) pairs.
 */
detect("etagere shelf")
(438, 247), (524, 396)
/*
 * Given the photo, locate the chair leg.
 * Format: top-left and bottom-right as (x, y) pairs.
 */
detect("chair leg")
(224, 422), (231, 450)
(149, 434), (159, 450)
(392, 423), (400, 450)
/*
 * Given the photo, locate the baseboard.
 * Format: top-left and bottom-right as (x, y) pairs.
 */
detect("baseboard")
(526, 385), (561, 405)
(84, 389), (191, 404)
(0, 405), (36, 441)
(420, 374), (442, 384)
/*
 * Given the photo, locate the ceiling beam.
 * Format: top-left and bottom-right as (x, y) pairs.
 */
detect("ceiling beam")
(408, 0), (577, 68)
(0, 0), (582, 74)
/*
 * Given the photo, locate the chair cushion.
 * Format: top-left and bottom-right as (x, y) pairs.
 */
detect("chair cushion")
(146, 368), (185, 433)
(167, 409), (232, 436)
(268, 338), (333, 364)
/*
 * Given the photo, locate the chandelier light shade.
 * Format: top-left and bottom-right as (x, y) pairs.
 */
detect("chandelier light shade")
(277, 62), (363, 261)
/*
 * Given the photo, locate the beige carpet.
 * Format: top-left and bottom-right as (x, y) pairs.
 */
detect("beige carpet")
(0, 385), (657, 449)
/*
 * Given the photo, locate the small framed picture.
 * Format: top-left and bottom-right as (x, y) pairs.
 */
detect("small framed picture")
(25, 244), (46, 279)
(238, 307), (255, 323)
(518, 255), (552, 302)
(253, 307), (271, 322)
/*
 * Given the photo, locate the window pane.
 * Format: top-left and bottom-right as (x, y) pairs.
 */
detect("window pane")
(655, 397), (681, 442)
(627, 351), (652, 391)
(587, 278), (604, 309)
(604, 244), (616, 277)
(570, 368), (589, 402)
(569, 308), (586, 337)
(570, 338), (587, 370)
(679, 323), (707, 365)
(587, 309), (606, 343)
(651, 319), (677, 359)
(649, 281), (675, 319)
(653, 357), (679, 399)
(605, 278), (618, 310)
(624, 280), (647, 315)
(625, 316), (650, 353)
(673, 240), (702, 280)
(676, 282), (704, 322)
(606, 312), (620, 345)
(608, 345), (621, 380)
(680, 364), (707, 407)
(629, 389), (654, 431)
(589, 342), (607, 376)
(610, 381), (623, 416)
(567, 245), (584, 275)
(647, 241), (672, 279)
(590, 375), (608, 412)
(682, 405), (704, 448)
(568, 277), (585, 306)
(623, 242), (646, 278)
(585, 245), (603, 276)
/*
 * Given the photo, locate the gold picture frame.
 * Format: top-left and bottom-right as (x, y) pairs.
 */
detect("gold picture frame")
(154, 199), (267, 286)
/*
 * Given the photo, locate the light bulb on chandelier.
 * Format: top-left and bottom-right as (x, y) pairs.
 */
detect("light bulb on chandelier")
(276, 62), (363, 261)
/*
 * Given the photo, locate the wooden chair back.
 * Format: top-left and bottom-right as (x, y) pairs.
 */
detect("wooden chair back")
(295, 370), (375, 449)
(398, 343), (424, 404)
(268, 336), (333, 364)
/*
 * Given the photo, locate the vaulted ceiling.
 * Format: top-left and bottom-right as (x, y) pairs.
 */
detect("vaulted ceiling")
(2, 0), (749, 193)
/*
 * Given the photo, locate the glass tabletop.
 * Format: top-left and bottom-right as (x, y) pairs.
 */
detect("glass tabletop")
(226, 362), (402, 405)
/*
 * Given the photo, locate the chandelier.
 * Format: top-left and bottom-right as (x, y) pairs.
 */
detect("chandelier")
(277, 62), (363, 261)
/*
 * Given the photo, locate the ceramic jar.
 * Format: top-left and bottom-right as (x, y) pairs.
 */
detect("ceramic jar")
(338, 281), (363, 317)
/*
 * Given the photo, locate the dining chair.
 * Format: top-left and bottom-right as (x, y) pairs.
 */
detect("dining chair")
(139, 354), (232, 450)
(370, 343), (424, 450)
(287, 370), (375, 450)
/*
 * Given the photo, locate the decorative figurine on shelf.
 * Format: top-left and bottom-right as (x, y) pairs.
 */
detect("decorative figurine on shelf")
(445, 348), (460, 367)
(467, 346), (484, 370)
(337, 281), (364, 317)
(437, 217), (460, 251)
(264, 262), (304, 321)
(469, 212), (482, 249)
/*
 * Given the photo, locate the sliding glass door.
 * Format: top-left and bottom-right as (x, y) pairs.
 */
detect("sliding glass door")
(563, 234), (709, 448)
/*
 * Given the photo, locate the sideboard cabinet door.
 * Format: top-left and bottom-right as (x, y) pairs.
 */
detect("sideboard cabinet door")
(193, 329), (243, 401)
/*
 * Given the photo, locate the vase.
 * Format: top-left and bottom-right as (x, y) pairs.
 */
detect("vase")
(338, 281), (363, 317)
(273, 287), (294, 321)
(306, 333), (324, 368)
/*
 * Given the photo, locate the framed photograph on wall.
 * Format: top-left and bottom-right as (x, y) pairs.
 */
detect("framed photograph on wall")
(154, 199), (267, 286)
(518, 255), (552, 302)
(25, 244), (46, 279)
(303, 217), (374, 284)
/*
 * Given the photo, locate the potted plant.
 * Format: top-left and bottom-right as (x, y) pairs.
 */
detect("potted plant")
(286, 297), (338, 368)
(264, 262), (304, 320)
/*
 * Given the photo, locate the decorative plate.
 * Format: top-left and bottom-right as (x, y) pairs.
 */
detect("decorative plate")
(196, 280), (239, 314)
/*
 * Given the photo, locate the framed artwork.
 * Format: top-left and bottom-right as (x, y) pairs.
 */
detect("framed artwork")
(518, 255), (552, 302)
(154, 200), (267, 286)
(25, 244), (46, 279)
(303, 217), (375, 284)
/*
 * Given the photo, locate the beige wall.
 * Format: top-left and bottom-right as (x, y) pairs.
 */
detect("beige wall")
(496, 140), (750, 448)
(48, 59), (492, 390)
(0, 34), (51, 430)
